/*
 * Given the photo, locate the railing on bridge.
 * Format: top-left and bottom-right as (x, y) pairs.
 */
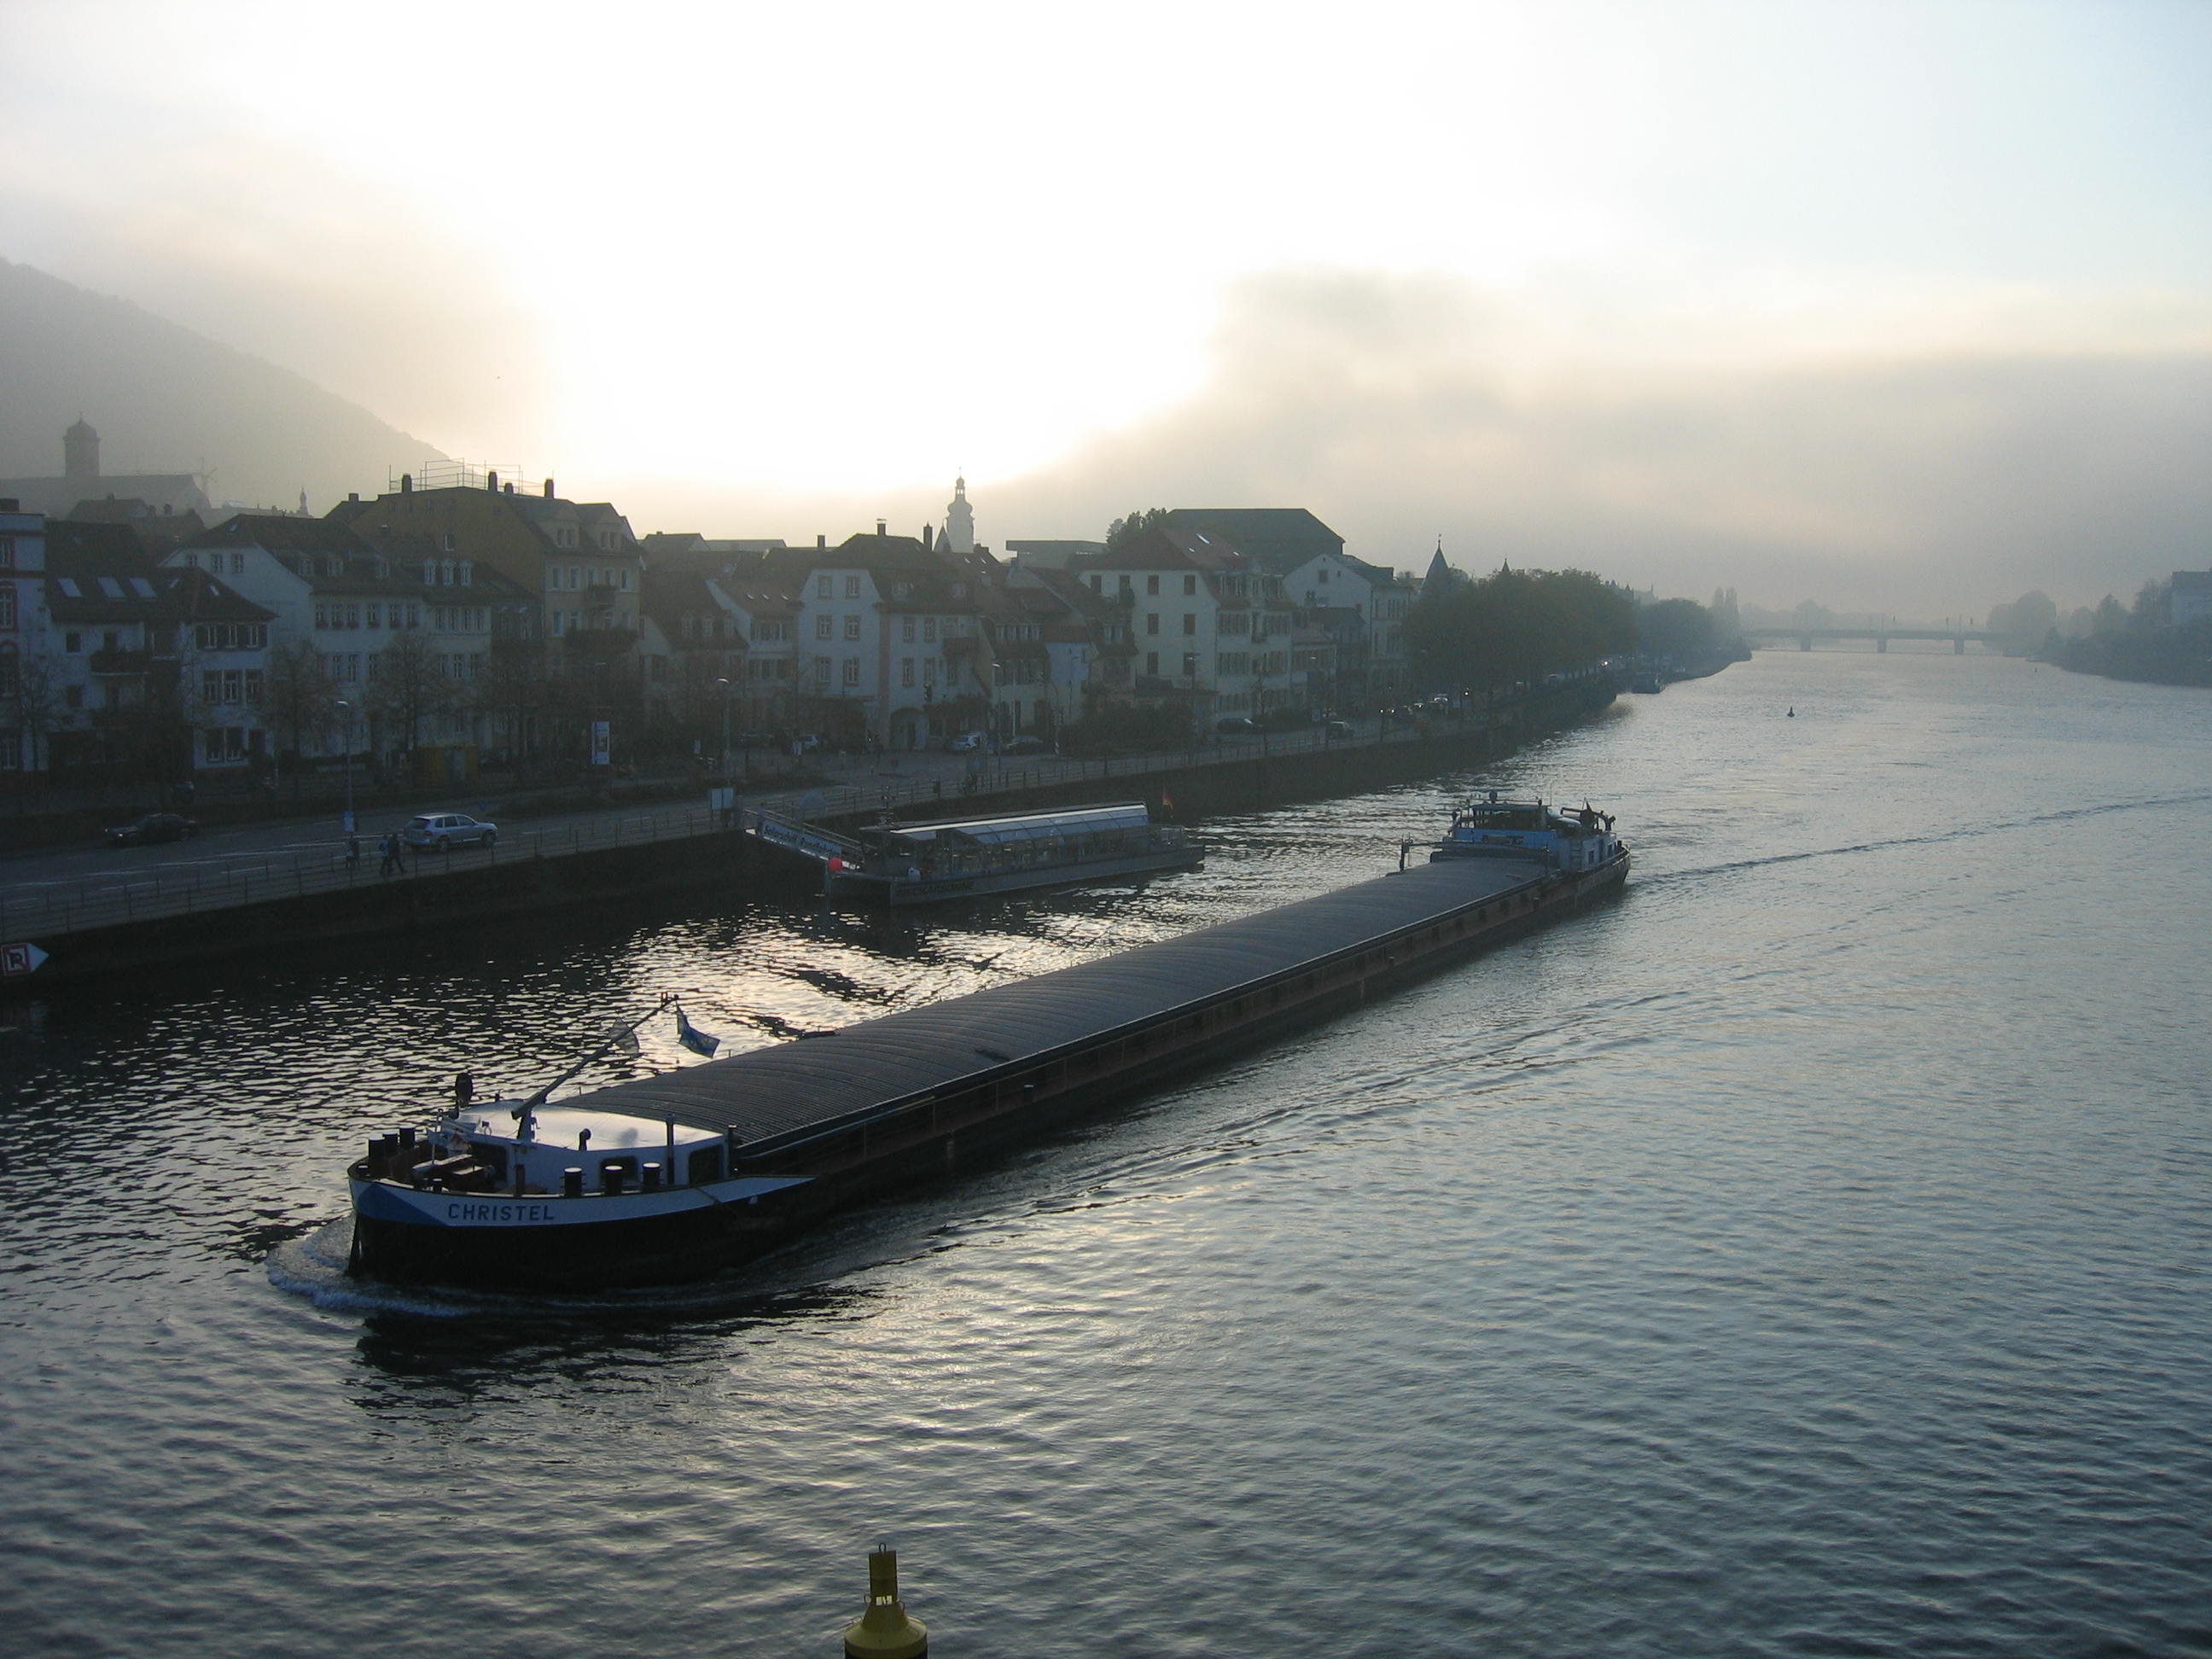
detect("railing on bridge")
(1742, 626), (2004, 654)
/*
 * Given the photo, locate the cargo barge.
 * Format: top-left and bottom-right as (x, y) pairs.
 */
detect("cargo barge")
(348, 798), (1627, 1289)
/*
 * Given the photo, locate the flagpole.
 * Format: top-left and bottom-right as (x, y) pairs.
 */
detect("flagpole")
(510, 993), (676, 1142)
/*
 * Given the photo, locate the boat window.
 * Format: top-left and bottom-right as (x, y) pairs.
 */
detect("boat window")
(687, 1146), (725, 1185)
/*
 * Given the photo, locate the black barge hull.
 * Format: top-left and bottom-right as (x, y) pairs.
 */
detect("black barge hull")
(351, 851), (1627, 1289)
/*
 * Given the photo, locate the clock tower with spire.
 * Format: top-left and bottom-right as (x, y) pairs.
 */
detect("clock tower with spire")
(943, 474), (975, 556)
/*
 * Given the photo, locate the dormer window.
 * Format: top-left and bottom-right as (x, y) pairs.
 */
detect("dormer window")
(458, 561), (473, 586)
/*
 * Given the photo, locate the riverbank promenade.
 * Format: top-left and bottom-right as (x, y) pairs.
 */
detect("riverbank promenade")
(0, 708), (1514, 950)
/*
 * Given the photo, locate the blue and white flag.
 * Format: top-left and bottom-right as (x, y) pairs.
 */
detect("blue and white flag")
(675, 1008), (720, 1057)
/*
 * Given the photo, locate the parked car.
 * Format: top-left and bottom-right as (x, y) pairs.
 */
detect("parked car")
(1324, 719), (1356, 738)
(1001, 736), (1050, 756)
(1214, 716), (1260, 736)
(401, 812), (498, 852)
(946, 731), (989, 753)
(105, 812), (198, 848)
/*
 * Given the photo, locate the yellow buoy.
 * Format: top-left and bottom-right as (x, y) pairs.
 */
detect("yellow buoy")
(842, 1545), (928, 1658)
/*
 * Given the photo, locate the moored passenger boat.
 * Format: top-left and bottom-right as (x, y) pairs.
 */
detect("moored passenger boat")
(751, 800), (1200, 905)
(348, 798), (1627, 1290)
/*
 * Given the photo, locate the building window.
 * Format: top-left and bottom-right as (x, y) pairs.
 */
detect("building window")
(902, 617), (916, 643)
(842, 658), (860, 687)
(1145, 652), (1159, 677)
(1090, 573), (1103, 592)
(1146, 574), (1160, 596)
(923, 616), (938, 643)
(1145, 613), (1160, 635)
(816, 615), (834, 640)
(0, 730), (20, 771)
(901, 658), (915, 688)
(843, 615), (861, 640)
(817, 575), (833, 600)
(844, 575), (861, 599)
(0, 584), (14, 631)
(1184, 574), (1196, 595)
(0, 538), (13, 568)
(64, 632), (82, 653)
(1184, 653), (1200, 678)
(1182, 613), (1196, 635)
(815, 657), (832, 685)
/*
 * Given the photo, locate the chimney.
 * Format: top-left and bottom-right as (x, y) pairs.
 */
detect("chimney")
(486, 470), (499, 492)
(544, 477), (555, 498)
(400, 474), (413, 494)
(504, 481), (515, 494)
(348, 492), (360, 503)
(876, 519), (887, 537)
(818, 533), (827, 549)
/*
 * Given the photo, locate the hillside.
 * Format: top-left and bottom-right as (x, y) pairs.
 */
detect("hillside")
(0, 258), (443, 512)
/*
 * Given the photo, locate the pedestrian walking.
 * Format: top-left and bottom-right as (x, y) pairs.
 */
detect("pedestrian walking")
(378, 832), (402, 876)
(345, 833), (361, 870)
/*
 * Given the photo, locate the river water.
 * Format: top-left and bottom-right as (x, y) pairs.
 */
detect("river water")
(3, 650), (2208, 1657)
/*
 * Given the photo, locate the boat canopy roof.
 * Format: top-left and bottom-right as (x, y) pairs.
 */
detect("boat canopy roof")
(864, 801), (1155, 849)
(556, 854), (1545, 1155)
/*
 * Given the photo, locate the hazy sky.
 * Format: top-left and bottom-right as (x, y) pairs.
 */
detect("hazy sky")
(4, 0), (2208, 610)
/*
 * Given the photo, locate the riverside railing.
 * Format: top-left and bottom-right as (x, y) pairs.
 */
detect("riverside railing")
(0, 702), (1542, 943)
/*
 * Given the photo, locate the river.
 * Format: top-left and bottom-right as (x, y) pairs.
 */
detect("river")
(3, 649), (2207, 1656)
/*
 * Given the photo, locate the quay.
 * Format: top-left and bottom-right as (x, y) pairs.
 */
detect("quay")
(352, 840), (1628, 1287)
(2, 681), (1618, 987)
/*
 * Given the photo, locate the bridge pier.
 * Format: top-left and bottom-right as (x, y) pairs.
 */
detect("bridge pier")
(1954, 635), (1965, 655)
(1799, 633), (1813, 652)
(1877, 637), (1888, 654)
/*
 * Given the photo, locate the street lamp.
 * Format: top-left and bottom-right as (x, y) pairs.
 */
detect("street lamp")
(335, 699), (355, 835)
(714, 677), (733, 778)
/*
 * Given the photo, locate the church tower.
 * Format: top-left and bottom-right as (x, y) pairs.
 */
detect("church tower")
(1423, 537), (1460, 591)
(65, 417), (99, 481)
(943, 474), (975, 556)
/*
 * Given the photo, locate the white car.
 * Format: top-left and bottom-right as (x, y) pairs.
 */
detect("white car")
(401, 812), (498, 851)
(946, 731), (989, 753)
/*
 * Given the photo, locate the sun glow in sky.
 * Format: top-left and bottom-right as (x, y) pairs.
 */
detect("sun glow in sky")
(3, 0), (2209, 606)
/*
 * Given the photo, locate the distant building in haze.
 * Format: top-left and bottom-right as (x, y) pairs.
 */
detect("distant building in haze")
(0, 420), (213, 521)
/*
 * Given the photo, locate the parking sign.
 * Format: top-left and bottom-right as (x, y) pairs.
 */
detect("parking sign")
(2, 942), (49, 978)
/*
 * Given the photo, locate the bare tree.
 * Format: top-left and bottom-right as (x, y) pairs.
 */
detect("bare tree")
(369, 632), (463, 767)
(6, 654), (63, 775)
(476, 637), (549, 771)
(265, 639), (341, 798)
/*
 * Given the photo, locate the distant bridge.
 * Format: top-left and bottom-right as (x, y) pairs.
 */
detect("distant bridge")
(1742, 626), (2004, 655)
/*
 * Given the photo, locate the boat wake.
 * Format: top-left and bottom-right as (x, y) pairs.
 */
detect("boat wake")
(1653, 788), (2212, 884)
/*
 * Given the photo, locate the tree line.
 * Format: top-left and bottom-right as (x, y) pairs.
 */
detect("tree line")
(1406, 566), (1652, 691)
(2037, 579), (2211, 688)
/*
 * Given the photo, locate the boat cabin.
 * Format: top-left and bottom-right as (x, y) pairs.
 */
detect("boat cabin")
(847, 802), (1185, 881)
